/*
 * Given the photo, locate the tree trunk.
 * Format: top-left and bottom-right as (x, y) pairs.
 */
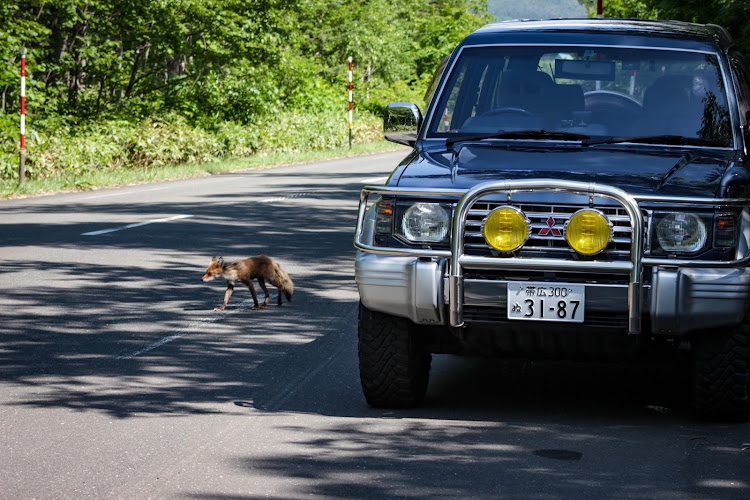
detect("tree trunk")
(125, 49), (143, 98)
(96, 75), (106, 114)
(66, 21), (89, 111)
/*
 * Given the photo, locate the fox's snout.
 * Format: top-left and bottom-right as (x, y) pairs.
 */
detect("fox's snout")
(202, 260), (221, 282)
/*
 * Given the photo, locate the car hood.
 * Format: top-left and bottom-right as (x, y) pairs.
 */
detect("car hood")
(392, 143), (737, 198)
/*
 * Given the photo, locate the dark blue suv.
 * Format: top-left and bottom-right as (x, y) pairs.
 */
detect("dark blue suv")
(354, 19), (750, 420)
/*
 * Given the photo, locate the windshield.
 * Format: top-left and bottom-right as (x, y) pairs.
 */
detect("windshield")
(427, 45), (732, 147)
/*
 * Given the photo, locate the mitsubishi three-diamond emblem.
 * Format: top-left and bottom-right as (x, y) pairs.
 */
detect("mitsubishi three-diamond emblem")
(539, 216), (562, 236)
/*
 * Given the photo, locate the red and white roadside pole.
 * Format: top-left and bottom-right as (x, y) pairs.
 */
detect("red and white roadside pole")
(348, 56), (353, 149)
(597, 0), (603, 18)
(19, 47), (26, 185)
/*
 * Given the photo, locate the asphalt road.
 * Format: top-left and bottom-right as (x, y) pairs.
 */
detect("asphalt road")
(0, 150), (748, 499)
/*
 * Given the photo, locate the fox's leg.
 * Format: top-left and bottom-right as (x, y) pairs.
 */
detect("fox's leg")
(246, 280), (261, 309)
(274, 279), (283, 306)
(215, 283), (234, 311)
(263, 272), (282, 306)
(257, 278), (270, 308)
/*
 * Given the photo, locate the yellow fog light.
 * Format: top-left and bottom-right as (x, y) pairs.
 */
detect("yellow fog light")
(483, 206), (530, 252)
(564, 209), (613, 255)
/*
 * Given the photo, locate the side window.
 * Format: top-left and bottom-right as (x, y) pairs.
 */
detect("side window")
(424, 55), (450, 107)
(434, 63), (469, 132)
(428, 48), (509, 134)
(730, 51), (750, 125)
(432, 62), (491, 133)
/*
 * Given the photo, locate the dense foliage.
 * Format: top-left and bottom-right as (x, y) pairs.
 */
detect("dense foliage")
(2, 1), (750, 184)
(580, 1), (750, 58)
(0, 0), (492, 181)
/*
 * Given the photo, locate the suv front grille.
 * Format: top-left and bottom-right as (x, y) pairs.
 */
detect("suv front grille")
(464, 201), (644, 260)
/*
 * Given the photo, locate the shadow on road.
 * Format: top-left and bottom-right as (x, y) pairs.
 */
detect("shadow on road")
(0, 172), (731, 423)
(0, 177), (366, 419)
(1, 165), (748, 499)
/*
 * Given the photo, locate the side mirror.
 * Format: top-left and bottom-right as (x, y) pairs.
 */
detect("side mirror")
(384, 102), (422, 147)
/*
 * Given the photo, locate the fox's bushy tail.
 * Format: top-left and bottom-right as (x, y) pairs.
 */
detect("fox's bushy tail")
(274, 263), (294, 301)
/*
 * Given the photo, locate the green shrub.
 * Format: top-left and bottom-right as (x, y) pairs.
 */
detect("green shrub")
(0, 109), (383, 183)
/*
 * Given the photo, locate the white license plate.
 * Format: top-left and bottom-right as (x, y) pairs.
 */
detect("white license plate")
(507, 282), (584, 323)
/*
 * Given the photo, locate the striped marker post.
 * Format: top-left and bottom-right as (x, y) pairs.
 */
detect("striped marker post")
(348, 56), (353, 149)
(19, 48), (26, 184)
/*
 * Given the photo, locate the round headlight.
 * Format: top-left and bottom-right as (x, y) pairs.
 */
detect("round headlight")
(401, 203), (450, 242)
(656, 213), (707, 252)
(565, 209), (612, 255)
(483, 206), (530, 252)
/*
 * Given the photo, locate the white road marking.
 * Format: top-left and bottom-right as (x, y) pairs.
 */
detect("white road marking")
(259, 192), (315, 203)
(80, 187), (168, 200)
(81, 214), (193, 236)
(361, 176), (388, 184)
(117, 299), (256, 359)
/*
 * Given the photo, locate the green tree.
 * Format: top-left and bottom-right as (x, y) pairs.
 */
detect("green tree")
(650, 1), (750, 57)
(577, 0), (750, 59)
(413, 0), (494, 78)
(579, 0), (658, 19)
(0, 2), (49, 124)
(1, 0), (495, 182)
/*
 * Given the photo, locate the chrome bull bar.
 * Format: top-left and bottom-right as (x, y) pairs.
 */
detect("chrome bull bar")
(354, 179), (750, 335)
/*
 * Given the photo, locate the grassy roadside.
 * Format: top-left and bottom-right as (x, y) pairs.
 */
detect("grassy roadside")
(0, 141), (407, 200)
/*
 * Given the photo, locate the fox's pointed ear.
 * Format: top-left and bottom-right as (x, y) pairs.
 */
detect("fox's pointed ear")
(217, 257), (224, 266)
(211, 256), (218, 262)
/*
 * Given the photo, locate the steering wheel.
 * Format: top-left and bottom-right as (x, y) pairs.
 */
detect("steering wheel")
(481, 107), (533, 117)
(584, 91), (643, 115)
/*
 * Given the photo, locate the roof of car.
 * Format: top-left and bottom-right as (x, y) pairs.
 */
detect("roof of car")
(463, 18), (733, 51)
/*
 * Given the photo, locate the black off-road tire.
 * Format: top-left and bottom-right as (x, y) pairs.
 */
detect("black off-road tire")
(358, 302), (431, 408)
(691, 328), (750, 421)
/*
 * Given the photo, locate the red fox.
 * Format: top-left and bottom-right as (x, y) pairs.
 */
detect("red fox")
(201, 255), (294, 311)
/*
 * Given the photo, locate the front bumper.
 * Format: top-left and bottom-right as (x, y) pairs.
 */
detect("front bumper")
(355, 253), (446, 325)
(355, 251), (750, 335)
(354, 179), (750, 335)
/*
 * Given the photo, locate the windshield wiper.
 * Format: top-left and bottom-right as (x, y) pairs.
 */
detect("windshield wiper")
(445, 130), (590, 148)
(583, 135), (724, 147)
